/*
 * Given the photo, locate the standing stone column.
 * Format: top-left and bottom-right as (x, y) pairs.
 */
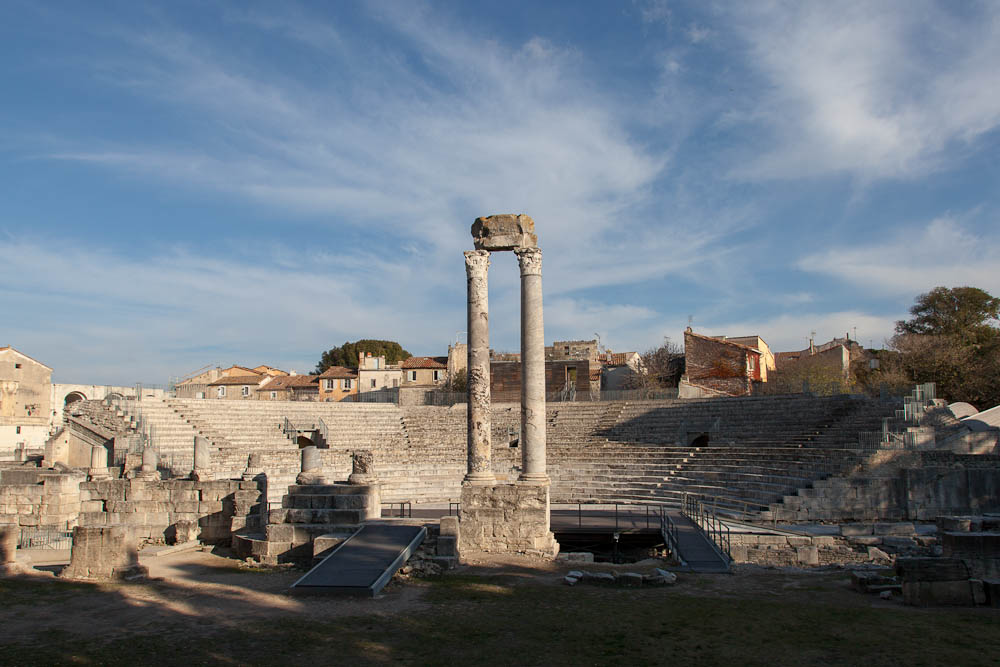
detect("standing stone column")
(88, 445), (109, 480)
(191, 436), (212, 481)
(465, 249), (494, 483)
(515, 246), (548, 482)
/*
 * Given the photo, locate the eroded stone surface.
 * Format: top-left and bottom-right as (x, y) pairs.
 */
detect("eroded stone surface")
(471, 214), (537, 251)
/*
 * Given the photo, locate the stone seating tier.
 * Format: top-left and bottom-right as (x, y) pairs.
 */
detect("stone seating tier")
(89, 394), (897, 511)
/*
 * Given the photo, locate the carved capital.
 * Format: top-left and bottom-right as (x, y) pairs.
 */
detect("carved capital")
(514, 246), (542, 277)
(464, 249), (491, 279)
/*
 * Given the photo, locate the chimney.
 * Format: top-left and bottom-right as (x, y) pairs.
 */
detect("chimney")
(290, 370), (297, 376)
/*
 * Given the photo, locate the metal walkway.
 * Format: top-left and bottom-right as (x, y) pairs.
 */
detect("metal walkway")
(291, 523), (426, 596)
(663, 510), (731, 573)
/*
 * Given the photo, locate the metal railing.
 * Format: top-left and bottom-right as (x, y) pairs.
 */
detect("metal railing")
(660, 509), (682, 564)
(18, 527), (73, 550)
(857, 430), (917, 451)
(682, 493), (731, 561)
(382, 501), (412, 518)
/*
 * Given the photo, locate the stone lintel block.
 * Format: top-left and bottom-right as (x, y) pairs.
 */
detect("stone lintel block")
(786, 536), (812, 547)
(841, 523), (874, 537)
(811, 536), (837, 547)
(471, 214), (537, 251)
(876, 522), (915, 536)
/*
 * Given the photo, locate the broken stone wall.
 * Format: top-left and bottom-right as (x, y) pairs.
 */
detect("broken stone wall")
(0, 470), (85, 530)
(79, 478), (263, 544)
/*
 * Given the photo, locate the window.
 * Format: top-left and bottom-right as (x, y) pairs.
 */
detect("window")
(409, 371), (417, 382)
(14, 363), (21, 369)
(371, 379), (377, 388)
(241, 386), (250, 397)
(270, 391), (277, 399)
(217, 386), (226, 397)
(15, 426), (20, 434)
(324, 379), (334, 391)
(342, 379), (352, 390)
(393, 379), (399, 387)
(433, 370), (441, 382)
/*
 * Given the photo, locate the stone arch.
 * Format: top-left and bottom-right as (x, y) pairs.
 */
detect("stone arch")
(63, 391), (87, 407)
(297, 435), (315, 448)
(106, 392), (125, 401)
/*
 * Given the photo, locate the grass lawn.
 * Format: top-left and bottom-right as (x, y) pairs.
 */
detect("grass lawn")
(2, 568), (999, 666)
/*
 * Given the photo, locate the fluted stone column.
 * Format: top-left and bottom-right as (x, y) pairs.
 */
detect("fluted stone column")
(515, 246), (548, 482)
(88, 445), (109, 480)
(465, 250), (494, 483)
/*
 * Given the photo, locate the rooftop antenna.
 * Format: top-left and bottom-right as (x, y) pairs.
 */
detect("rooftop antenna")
(455, 331), (466, 346)
(593, 332), (601, 353)
(852, 326), (857, 342)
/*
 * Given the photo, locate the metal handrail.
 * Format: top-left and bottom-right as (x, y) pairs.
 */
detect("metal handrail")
(681, 493), (732, 562)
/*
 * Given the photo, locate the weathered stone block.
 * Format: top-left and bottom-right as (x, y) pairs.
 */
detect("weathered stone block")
(440, 516), (459, 537)
(471, 214), (537, 251)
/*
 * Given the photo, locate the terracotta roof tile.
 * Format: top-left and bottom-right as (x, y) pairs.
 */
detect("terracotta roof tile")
(318, 366), (358, 379)
(257, 375), (319, 390)
(401, 356), (448, 369)
(208, 375), (266, 386)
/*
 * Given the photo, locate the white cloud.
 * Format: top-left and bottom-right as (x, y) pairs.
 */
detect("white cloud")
(797, 216), (1000, 297)
(728, 1), (1000, 181)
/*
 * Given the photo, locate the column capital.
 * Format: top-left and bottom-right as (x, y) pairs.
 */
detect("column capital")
(514, 246), (542, 277)
(464, 249), (491, 277)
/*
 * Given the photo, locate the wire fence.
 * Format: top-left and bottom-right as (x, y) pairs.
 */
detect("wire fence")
(18, 527), (73, 550)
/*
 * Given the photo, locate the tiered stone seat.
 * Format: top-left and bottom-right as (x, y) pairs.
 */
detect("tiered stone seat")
(112, 393), (897, 517)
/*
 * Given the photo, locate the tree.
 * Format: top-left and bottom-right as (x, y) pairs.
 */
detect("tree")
(315, 339), (411, 374)
(896, 286), (1000, 342)
(884, 286), (1000, 408)
(626, 338), (685, 390)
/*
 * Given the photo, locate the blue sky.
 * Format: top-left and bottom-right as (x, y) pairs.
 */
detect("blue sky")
(2, 1), (999, 385)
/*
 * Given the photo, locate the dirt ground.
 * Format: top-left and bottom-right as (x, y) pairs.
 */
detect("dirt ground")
(1, 547), (975, 646)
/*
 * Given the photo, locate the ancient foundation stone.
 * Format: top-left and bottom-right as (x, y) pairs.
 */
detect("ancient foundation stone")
(60, 525), (148, 581)
(0, 524), (27, 575)
(458, 482), (558, 557)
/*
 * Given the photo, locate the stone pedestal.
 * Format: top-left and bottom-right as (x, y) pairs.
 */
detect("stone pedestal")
(515, 246), (547, 482)
(458, 482), (559, 557)
(191, 436), (212, 481)
(59, 526), (148, 581)
(347, 450), (380, 519)
(0, 524), (27, 575)
(135, 446), (159, 481)
(296, 446), (329, 485)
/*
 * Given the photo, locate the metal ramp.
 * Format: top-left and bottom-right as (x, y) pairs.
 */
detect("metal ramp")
(662, 510), (731, 573)
(291, 523), (426, 596)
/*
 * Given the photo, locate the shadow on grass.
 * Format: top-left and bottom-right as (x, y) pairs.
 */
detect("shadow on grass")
(1, 557), (999, 666)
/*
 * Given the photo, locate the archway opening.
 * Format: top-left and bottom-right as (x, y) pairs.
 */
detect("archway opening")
(64, 391), (87, 408)
(297, 435), (315, 448)
(690, 433), (711, 447)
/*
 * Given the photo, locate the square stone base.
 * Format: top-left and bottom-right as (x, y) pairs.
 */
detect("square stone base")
(458, 482), (559, 558)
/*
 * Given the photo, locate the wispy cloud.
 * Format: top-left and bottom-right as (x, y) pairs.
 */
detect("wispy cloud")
(726, 1), (1000, 181)
(797, 216), (1000, 297)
